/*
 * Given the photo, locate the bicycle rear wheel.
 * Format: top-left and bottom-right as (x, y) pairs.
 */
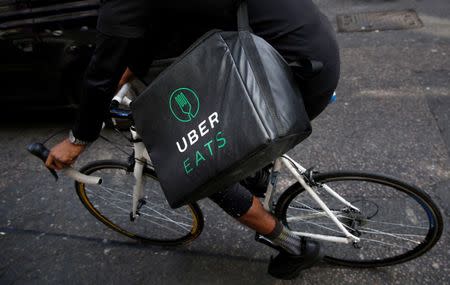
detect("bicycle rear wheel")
(75, 160), (204, 246)
(275, 171), (443, 267)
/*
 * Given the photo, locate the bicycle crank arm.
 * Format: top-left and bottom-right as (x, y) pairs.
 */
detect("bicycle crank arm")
(255, 233), (284, 252)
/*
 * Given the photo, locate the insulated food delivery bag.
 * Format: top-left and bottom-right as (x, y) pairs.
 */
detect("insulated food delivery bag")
(131, 1), (312, 208)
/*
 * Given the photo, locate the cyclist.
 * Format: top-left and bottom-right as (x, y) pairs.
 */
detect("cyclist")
(45, 0), (340, 280)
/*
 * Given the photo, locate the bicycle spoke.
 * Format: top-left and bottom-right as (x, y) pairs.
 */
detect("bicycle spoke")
(290, 201), (321, 213)
(357, 227), (423, 244)
(139, 204), (192, 230)
(357, 219), (429, 230)
(91, 188), (190, 229)
(138, 211), (190, 231)
(89, 184), (193, 220)
(81, 169), (200, 240)
(93, 183), (194, 224)
(287, 215), (345, 235)
(77, 162), (202, 245)
(98, 185), (132, 198)
(143, 200), (193, 222)
(357, 237), (413, 250)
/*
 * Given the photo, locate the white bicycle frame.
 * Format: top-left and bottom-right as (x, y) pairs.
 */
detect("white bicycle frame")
(110, 84), (362, 245)
(262, 156), (361, 244)
(129, 127), (152, 220)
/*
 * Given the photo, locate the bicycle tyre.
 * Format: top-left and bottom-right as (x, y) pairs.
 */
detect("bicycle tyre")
(275, 171), (443, 267)
(75, 160), (204, 246)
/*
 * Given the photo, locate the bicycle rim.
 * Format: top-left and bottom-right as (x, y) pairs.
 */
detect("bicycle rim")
(275, 171), (443, 267)
(75, 160), (204, 246)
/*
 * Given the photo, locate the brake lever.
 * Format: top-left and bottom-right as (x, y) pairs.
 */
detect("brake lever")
(27, 143), (59, 181)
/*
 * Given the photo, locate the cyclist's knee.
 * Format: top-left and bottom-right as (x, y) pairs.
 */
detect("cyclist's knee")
(303, 89), (335, 120)
(209, 183), (253, 218)
(296, 60), (340, 120)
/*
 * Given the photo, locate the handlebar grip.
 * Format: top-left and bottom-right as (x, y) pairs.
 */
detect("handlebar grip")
(62, 168), (102, 185)
(27, 142), (58, 180)
(27, 143), (102, 185)
(27, 143), (50, 163)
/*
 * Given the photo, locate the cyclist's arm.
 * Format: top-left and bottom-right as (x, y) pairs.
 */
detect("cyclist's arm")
(47, 65), (146, 171)
(72, 36), (153, 143)
(47, 35), (153, 170)
(118, 67), (135, 90)
(45, 63), (131, 171)
(46, 61), (129, 171)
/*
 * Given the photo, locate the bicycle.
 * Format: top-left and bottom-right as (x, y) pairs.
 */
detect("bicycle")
(28, 82), (443, 268)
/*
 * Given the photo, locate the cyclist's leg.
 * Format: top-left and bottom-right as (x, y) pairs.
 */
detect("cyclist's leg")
(209, 184), (275, 234)
(209, 183), (253, 218)
(209, 184), (303, 255)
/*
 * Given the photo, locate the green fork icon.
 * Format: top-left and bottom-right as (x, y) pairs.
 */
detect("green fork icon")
(175, 92), (194, 120)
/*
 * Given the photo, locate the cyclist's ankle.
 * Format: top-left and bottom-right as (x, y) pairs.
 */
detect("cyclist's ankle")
(262, 219), (301, 255)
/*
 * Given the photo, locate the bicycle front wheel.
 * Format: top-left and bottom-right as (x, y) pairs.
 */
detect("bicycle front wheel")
(275, 171), (443, 267)
(75, 160), (204, 246)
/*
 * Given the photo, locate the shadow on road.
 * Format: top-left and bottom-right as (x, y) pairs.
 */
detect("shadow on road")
(0, 227), (270, 264)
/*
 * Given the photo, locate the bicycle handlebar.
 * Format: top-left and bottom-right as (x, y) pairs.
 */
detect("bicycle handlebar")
(111, 83), (132, 108)
(27, 143), (102, 185)
(26, 85), (133, 185)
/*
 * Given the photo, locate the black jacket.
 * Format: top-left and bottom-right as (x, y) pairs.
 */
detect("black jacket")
(97, 0), (239, 38)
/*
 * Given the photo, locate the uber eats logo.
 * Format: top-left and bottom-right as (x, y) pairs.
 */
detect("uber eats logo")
(169, 87), (229, 175)
(169, 88), (200, 123)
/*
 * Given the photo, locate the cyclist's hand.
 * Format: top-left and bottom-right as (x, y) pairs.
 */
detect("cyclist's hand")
(45, 139), (86, 170)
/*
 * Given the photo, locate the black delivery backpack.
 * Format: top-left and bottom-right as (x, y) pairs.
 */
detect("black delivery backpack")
(131, 0), (312, 208)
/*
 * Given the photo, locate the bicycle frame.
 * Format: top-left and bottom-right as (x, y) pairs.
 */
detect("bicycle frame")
(129, 127), (151, 220)
(263, 155), (361, 244)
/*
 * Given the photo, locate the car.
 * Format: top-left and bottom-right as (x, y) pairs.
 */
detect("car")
(0, 0), (214, 116)
(1, 0), (99, 110)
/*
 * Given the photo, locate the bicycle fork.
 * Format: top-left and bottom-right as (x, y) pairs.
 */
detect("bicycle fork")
(130, 127), (150, 221)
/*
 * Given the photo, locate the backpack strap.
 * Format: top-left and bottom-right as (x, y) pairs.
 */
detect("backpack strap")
(237, 0), (253, 32)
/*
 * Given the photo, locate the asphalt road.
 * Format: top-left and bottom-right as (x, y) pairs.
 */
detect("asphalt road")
(1, 0), (449, 284)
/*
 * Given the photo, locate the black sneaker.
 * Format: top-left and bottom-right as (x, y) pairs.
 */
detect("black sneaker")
(267, 239), (323, 280)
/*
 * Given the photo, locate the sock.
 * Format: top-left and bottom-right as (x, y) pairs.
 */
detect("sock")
(263, 220), (302, 255)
